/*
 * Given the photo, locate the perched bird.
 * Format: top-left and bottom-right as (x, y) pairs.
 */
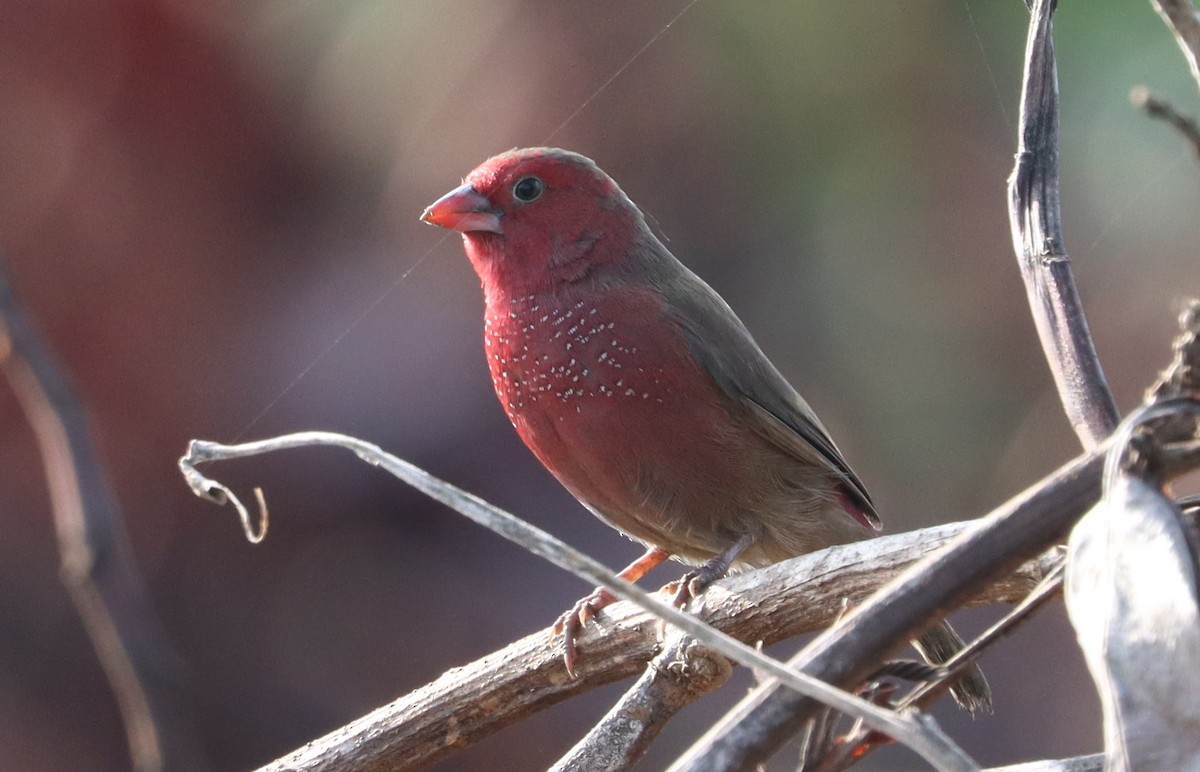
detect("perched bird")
(421, 147), (990, 711)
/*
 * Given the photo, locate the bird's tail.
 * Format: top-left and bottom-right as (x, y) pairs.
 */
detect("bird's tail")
(912, 620), (993, 714)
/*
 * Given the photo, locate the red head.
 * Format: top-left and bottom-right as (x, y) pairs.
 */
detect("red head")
(421, 148), (647, 299)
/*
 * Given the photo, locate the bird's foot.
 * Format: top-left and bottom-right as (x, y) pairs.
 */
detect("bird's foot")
(552, 587), (618, 677)
(663, 564), (721, 609)
(663, 535), (753, 609)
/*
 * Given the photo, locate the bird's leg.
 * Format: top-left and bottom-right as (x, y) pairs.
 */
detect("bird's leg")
(553, 546), (671, 676)
(665, 532), (755, 608)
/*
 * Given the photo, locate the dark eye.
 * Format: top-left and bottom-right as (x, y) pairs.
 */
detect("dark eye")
(512, 176), (544, 202)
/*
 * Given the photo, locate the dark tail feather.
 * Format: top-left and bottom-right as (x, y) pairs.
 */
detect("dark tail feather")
(912, 620), (993, 714)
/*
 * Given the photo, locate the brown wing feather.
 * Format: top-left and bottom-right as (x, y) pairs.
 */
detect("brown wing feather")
(631, 233), (880, 530)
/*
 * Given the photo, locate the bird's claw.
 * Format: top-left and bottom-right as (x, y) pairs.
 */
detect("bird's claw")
(663, 568), (715, 609)
(553, 587), (618, 677)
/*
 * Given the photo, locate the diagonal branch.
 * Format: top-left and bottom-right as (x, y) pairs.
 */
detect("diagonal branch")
(669, 447), (1106, 772)
(548, 631), (733, 772)
(181, 434), (977, 770)
(244, 522), (1053, 772)
(1007, 0), (1119, 450)
(1151, 0), (1200, 90)
(0, 260), (208, 771)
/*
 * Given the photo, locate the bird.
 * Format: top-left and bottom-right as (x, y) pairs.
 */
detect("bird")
(420, 147), (990, 712)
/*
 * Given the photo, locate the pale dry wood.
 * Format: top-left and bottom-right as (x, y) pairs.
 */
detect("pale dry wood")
(549, 632), (732, 772)
(984, 755), (1103, 772)
(1067, 463), (1200, 770)
(184, 433), (982, 770)
(673, 324), (1200, 771)
(255, 523), (1059, 772)
(671, 445), (1106, 772)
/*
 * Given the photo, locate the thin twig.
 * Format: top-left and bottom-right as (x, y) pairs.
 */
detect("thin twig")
(669, 296), (1200, 771)
(1150, 0), (1200, 90)
(668, 445), (1106, 772)
(1007, 0), (1120, 449)
(819, 558), (1069, 769)
(181, 435), (977, 770)
(982, 755), (1104, 772)
(0, 262), (207, 771)
(900, 560), (1065, 711)
(1147, 300), (1200, 402)
(1130, 87), (1200, 157)
(250, 521), (1051, 771)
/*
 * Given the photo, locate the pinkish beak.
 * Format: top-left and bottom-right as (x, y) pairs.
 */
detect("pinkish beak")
(420, 183), (503, 234)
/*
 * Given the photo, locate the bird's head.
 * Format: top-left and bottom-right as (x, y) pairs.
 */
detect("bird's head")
(421, 148), (646, 297)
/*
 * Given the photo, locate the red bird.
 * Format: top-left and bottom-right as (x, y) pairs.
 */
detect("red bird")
(422, 148), (989, 711)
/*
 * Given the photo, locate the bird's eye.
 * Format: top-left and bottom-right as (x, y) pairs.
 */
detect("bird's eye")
(512, 176), (544, 202)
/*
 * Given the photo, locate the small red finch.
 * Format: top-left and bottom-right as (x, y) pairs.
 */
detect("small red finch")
(422, 148), (990, 711)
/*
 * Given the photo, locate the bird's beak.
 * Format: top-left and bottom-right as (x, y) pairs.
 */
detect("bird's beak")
(420, 183), (503, 234)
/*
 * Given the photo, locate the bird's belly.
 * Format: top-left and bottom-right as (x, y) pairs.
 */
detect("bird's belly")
(514, 385), (742, 558)
(485, 296), (742, 557)
(484, 290), (864, 565)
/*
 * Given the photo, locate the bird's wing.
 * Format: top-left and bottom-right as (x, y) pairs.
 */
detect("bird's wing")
(644, 246), (880, 530)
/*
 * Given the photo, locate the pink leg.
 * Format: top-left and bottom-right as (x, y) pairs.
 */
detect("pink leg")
(554, 546), (671, 676)
(664, 532), (755, 608)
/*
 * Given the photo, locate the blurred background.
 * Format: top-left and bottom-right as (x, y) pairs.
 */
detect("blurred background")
(1, 0), (1197, 769)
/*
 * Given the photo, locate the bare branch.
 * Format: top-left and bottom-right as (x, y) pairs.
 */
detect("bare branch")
(0, 262), (207, 771)
(549, 632), (732, 772)
(245, 521), (1054, 771)
(1150, 0), (1200, 90)
(669, 443), (1106, 771)
(983, 755), (1104, 772)
(1130, 87), (1200, 157)
(1007, 0), (1120, 449)
(182, 435), (981, 769)
(669, 298), (1200, 770)
(899, 560), (1065, 712)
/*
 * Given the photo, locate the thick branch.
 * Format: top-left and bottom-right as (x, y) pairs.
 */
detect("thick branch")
(549, 633), (732, 772)
(183, 434), (981, 769)
(1007, 0), (1119, 449)
(671, 292), (1200, 770)
(670, 446), (1105, 771)
(250, 523), (1055, 771)
(0, 262), (207, 771)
